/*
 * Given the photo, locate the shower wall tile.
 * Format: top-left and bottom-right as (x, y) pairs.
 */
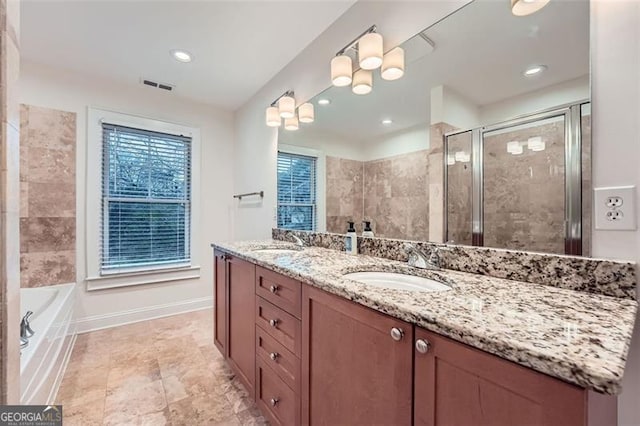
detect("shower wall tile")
(325, 156), (363, 233)
(429, 122), (457, 243)
(20, 104), (77, 288)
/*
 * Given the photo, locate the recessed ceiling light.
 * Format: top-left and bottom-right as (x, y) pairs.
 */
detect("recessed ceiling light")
(382, 119), (393, 125)
(523, 64), (547, 76)
(318, 99), (331, 105)
(171, 50), (192, 63)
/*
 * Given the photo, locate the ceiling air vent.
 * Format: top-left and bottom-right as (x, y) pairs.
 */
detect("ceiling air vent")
(141, 78), (174, 92)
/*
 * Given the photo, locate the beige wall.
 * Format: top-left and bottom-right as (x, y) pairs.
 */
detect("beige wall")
(0, 0), (21, 405)
(19, 104), (76, 287)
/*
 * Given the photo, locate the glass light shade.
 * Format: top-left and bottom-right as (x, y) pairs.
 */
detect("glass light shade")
(278, 95), (296, 119)
(454, 151), (466, 162)
(460, 153), (471, 163)
(527, 136), (544, 151)
(381, 47), (405, 81)
(507, 141), (521, 153)
(511, 0), (551, 16)
(446, 154), (456, 166)
(358, 32), (383, 70)
(298, 103), (314, 123)
(265, 106), (281, 127)
(530, 141), (546, 152)
(284, 115), (299, 131)
(331, 55), (353, 87)
(352, 69), (373, 95)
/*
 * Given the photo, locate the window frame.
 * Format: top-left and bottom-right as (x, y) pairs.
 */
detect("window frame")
(86, 107), (201, 290)
(277, 144), (326, 233)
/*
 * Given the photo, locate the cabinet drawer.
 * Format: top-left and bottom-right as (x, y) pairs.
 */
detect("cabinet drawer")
(256, 358), (299, 426)
(256, 267), (302, 318)
(256, 326), (300, 392)
(256, 297), (301, 357)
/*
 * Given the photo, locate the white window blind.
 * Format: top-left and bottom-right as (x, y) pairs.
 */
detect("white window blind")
(101, 123), (191, 274)
(277, 151), (317, 231)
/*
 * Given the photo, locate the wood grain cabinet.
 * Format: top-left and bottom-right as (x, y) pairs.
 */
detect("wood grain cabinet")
(413, 328), (616, 426)
(227, 255), (256, 398)
(213, 250), (227, 355)
(302, 285), (413, 426)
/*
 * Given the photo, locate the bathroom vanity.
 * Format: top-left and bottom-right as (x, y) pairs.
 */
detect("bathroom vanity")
(211, 238), (636, 426)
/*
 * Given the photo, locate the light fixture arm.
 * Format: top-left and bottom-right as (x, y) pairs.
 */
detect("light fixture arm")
(270, 90), (295, 107)
(335, 25), (377, 56)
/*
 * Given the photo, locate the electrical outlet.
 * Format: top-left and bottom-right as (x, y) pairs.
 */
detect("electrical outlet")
(594, 186), (636, 230)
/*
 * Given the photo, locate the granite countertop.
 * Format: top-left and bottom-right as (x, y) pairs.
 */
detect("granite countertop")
(212, 240), (638, 395)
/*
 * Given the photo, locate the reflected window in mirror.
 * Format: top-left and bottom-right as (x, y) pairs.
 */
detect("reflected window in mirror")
(277, 151), (318, 231)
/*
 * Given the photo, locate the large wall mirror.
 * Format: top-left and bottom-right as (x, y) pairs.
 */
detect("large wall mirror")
(277, 0), (590, 256)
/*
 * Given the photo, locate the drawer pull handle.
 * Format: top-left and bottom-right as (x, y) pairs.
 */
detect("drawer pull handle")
(390, 327), (404, 341)
(270, 397), (279, 407)
(269, 285), (279, 294)
(270, 352), (279, 361)
(269, 319), (279, 327)
(415, 339), (430, 354)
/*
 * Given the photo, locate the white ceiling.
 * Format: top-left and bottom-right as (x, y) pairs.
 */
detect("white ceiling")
(297, 0), (589, 142)
(20, 0), (355, 110)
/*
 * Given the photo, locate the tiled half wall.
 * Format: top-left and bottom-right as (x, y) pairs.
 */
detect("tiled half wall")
(19, 104), (77, 287)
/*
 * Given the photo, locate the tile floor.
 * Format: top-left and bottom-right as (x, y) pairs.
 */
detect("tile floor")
(56, 309), (267, 425)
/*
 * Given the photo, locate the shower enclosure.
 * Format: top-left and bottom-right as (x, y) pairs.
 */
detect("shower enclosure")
(445, 101), (591, 256)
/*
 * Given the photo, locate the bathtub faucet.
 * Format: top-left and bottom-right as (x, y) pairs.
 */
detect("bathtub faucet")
(20, 311), (35, 340)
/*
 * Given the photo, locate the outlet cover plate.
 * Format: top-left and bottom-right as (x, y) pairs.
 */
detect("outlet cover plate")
(594, 185), (637, 230)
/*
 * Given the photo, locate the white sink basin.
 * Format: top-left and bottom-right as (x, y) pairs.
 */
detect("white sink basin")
(253, 248), (300, 254)
(343, 271), (451, 292)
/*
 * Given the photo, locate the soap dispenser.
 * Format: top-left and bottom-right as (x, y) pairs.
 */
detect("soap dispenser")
(362, 221), (374, 238)
(345, 221), (358, 255)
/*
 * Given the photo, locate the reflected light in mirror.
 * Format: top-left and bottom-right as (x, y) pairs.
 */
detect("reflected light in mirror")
(331, 55), (353, 87)
(511, 0), (551, 16)
(381, 119), (393, 125)
(381, 47), (405, 81)
(507, 141), (521, 154)
(299, 103), (315, 123)
(317, 99), (331, 105)
(352, 69), (373, 95)
(528, 136), (545, 151)
(454, 151), (471, 163)
(265, 106), (281, 127)
(284, 115), (299, 131)
(278, 95), (296, 118)
(447, 154), (455, 166)
(358, 32), (384, 70)
(523, 64), (548, 76)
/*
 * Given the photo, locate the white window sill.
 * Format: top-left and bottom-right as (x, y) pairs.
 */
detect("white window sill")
(86, 265), (201, 291)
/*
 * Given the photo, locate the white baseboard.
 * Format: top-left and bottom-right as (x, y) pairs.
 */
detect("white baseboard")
(74, 296), (213, 334)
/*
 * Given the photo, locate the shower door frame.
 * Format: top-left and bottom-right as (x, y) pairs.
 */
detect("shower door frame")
(443, 100), (589, 256)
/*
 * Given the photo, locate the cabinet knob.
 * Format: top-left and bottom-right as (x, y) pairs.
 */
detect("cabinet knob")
(390, 327), (404, 341)
(269, 319), (279, 328)
(270, 352), (279, 361)
(270, 285), (279, 294)
(270, 397), (279, 407)
(415, 339), (430, 354)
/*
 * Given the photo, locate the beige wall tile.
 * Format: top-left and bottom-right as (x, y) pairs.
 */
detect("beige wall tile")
(24, 105), (76, 151)
(21, 217), (75, 253)
(20, 250), (75, 287)
(28, 182), (75, 217)
(27, 147), (75, 184)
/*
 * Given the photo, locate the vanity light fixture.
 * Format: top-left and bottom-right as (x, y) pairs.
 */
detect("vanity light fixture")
(511, 0), (551, 16)
(284, 115), (299, 131)
(446, 154), (456, 166)
(523, 64), (547, 76)
(507, 141), (523, 155)
(331, 25), (405, 92)
(527, 136), (545, 151)
(171, 49), (192, 63)
(278, 94), (296, 119)
(298, 103), (315, 123)
(454, 151), (471, 163)
(265, 106), (281, 127)
(381, 47), (405, 81)
(352, 69), (373, 95)
(318, 99), (331, 106)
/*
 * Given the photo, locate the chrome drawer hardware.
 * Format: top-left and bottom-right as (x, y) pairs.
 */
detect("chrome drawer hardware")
(270, 285), (279, 294)
(270, 397), (279, 407)
(269, 319), (280, 327)
(270, 352), (279, 361)
(415, 339), (430, 354)
(390, 327), (404, 341)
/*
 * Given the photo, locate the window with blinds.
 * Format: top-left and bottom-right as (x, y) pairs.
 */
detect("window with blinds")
(101, 123), (191, 273)
(277, 151), (317, 231)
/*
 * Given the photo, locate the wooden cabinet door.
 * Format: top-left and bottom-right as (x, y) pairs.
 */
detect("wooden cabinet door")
(228, 256), (256, 397)
(414, 328), (587, 426)
(302, 285), (413, 426)
(213, 250), (227, 356)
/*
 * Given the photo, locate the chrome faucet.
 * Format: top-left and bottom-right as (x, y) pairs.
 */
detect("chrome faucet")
(404, 243), (441, 270)
(21, 311), (35, 340)
(291, 234), (305, 248)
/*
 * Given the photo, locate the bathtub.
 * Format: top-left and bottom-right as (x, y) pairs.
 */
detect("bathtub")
(20, 283), (76, 405)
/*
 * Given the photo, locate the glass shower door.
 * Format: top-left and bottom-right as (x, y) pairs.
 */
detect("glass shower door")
(482, 114), (567, 254)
